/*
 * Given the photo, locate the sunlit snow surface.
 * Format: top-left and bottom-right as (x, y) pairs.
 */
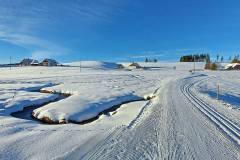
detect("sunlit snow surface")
(0, 62), (239, 159)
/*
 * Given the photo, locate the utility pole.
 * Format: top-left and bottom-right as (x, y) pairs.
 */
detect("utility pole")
(10, 56), (12, 70)
(79, 60), (81, 72)
(193, 55), (196, 73)
(217, 84), (220, 100)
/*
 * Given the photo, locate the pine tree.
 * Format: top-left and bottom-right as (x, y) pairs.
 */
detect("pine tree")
(216, 54), (219, 62)
(221, 56), (224, 62)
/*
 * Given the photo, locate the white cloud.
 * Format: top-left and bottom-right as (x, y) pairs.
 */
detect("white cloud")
(0, 0), (128, 58)
(0, 26), (69, 59)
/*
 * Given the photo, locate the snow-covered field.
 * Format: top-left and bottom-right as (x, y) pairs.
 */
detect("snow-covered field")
(0, 62), (239, 160)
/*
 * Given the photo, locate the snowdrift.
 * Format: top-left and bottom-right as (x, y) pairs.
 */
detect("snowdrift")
(0, 83), (59, 115)
(32, 93), (143, 124)
(31, 72), (160, 124)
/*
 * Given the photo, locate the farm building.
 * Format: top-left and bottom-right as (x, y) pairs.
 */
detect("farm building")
(117, 64), (124, 69)
(20, 59), (39, 66)
(225, 63), (240, 70)
(128, 63), (142, 69)
(41, 59), (58, 66)
(31, 60), (39, 66)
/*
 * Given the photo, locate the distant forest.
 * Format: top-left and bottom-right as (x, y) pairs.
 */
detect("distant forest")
(180, 54), (210, 62)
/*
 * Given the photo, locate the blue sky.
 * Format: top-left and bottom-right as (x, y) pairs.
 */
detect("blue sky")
(0, 0), (240, 63)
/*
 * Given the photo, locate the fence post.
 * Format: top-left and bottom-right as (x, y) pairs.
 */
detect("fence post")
(79, 60), (81, 72)
(217, 84), (220, 100)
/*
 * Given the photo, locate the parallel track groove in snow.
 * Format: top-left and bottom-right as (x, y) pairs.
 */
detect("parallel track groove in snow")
(60, 77), (239, 160)
(181, 77), (240, 147)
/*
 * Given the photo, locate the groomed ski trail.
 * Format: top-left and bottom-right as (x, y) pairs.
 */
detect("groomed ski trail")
(62, 75), (240, 160)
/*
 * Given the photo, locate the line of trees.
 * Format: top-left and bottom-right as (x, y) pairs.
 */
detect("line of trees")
(180, 53), (240, 70)
(215, 54), (224, 63)
(180, 54), (210, 62)
(180, 53), (240, 63)
(205, 54), (240, 70)
(145, 58), (158, 63)
(230, 54), (240, 63)
(215, 54), (240, 63)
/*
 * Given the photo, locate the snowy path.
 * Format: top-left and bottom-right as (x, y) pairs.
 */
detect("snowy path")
(181, 76), (240, 146)
(66, 75), (240, 160)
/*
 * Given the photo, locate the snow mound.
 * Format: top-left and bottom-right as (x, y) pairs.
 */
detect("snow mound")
(30, 72), (160, 124)
(64, 61), (118, 69)
(32, 93), (143, 124)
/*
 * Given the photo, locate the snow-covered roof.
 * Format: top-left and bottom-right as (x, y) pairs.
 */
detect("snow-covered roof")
(21, 58), (33, 63)
(225, 63), (240, 69)
(128, 63), (141, 68)
(42, 58), (58, 63)
(20, 58), (39, 65)
(31, 60), (39, 64)
(41, 59), (59, 66)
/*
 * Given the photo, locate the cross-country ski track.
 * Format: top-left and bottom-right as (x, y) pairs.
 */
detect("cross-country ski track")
(58, 74), (240, 160)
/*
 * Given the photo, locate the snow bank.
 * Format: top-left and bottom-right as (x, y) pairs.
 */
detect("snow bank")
(120, 62), (205, 70)
(31, 71), (161, 123)
(33, 93), (143, 123)
(0, 83), (55, 92)
(4, 91), (58, 114)
(0, 83), (59, 115)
